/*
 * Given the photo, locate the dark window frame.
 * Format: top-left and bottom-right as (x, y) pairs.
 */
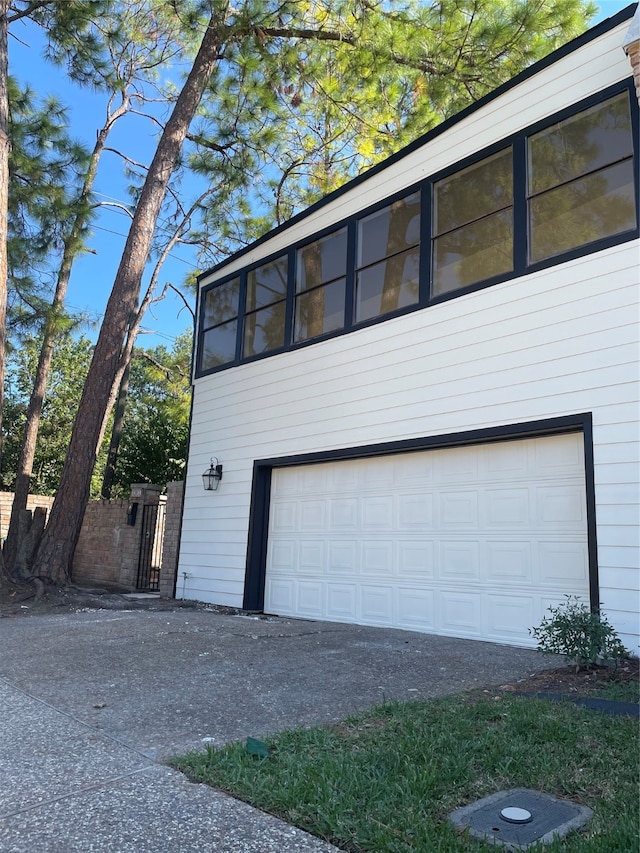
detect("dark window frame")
(241, 254), (290, 360)
(526, 90), (637, 265)
(431, 146), (515, 298)
(195, 80), (639, 379)
(354, 189), (422, 325)
(294, 226), (349, 344)
(197, 274), (242, 372)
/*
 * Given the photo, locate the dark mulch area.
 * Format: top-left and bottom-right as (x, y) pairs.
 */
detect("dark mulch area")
(500, 656), (639, 700)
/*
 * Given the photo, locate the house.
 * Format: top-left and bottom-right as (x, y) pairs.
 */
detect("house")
(178, 4), (640, 653)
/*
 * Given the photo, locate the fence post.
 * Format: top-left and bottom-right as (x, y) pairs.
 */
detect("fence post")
(158, 481), (184, 599)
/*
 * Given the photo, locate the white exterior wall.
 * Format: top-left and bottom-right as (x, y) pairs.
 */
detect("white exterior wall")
(180, 19), (640, 653)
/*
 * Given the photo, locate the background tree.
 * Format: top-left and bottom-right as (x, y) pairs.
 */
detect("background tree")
(0, 0), (114, 587)
(1, 0), (12, 460)
(188, 0), (596, 247)
(0, 0), (110, 461)
(3, 81), (91, 570)
(2, 1), (191, 570)
(1, 333), (109, 496)
(2, 331), (190, 500)
(105, 333), (192, 497)
(0, 0), (596, 586)
(32, 0), (230, 582)
(6, 81), (90, 339)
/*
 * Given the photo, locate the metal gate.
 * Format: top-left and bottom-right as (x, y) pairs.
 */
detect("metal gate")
(136, 501), (166, 591)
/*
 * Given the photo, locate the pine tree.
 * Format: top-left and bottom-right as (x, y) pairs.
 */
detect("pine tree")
(3, 1), (189, 571)
(0, 1), (596, 585)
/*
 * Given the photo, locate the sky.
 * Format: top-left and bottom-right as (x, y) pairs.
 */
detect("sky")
(7, 0), (635, 351)
(9, 12), (200, 350)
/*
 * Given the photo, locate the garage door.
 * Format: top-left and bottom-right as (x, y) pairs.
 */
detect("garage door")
(264, 433), (590, 646)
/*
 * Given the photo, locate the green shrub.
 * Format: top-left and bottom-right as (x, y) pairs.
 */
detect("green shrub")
(530, 596), (629, 671)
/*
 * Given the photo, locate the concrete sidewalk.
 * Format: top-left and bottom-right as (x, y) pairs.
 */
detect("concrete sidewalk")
(0, 609), (555, 852)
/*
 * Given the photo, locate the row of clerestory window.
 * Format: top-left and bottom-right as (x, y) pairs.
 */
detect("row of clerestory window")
(197, 87), (638, 376)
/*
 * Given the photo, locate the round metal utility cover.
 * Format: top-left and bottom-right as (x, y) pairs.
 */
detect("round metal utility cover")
(500, 807), (533, 824)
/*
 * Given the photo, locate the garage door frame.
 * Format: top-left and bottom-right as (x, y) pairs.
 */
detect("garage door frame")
(242, 413), (599, 614)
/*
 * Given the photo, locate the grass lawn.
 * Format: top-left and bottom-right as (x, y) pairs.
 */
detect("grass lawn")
(589, 679), (638, 703)
(172, 691), (638, 852)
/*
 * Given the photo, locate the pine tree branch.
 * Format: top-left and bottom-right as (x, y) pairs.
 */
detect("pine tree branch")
(138, 349), (186, 379)
(185, 133), (233, 154)
(7, 0), (51, 24)
(103, 147), (149, 172)
(166, 282), (194, 320)
(255, 25), (439, 75)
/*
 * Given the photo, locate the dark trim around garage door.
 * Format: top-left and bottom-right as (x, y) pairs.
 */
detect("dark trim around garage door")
(242, 413), (599, 612)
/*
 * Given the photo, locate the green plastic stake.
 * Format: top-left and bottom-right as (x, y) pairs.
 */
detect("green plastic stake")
(246, 737), (269, 760)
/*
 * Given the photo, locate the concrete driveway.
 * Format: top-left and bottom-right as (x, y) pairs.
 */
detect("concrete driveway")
(0, 608), (555, 852)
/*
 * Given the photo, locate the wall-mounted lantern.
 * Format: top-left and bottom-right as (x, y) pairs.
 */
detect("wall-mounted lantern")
(202, 457), (223, 491)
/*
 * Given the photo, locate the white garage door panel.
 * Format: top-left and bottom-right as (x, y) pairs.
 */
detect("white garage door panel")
(265, 434), (589, 646)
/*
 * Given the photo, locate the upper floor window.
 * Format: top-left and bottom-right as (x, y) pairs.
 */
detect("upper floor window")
(527, 91), (636, 263)
(243, 255), (288, 357)
(432, 148), (513, 296)
(355, 192), (420, 323)
(199, 276), (240, 371)
(196, 84), (638, 378)
(295, 228), (347, 343)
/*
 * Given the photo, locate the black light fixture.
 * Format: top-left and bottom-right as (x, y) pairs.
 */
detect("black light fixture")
(202, 457), (223, 491)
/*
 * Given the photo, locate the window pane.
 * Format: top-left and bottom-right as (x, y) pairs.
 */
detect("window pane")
(297, 229), (347, 291)
(358, 192), (420, 268)
(246, 256), (288, 312)
(529, 92), (633, 195)
(199, 320), (238, 370)
(295, 279), (346, 342)
(434, 149), (513, 235)
(243, 302), (286, 357)
(203, 278), (240, 327)
(433, 210), (513, 296)
(356, 248), (419, 322)
(529, 160), (636, 263)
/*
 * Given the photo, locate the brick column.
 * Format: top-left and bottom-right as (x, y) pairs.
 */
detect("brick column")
(130, 483), (162, 508)
(159, 480), (185, 599)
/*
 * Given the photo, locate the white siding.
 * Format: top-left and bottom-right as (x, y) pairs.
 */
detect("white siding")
(181, 20), (640, 651)
(183, 239), (640, 650)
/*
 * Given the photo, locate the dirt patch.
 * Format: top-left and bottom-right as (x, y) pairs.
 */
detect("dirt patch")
(500, 657), (639, 699)
(0, 575), (240, 618)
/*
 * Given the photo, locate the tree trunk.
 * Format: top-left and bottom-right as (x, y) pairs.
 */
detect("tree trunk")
(33, 8), (227, 583)
(0, 0), (9, 455)
(15, 507), (47, 582)
(3, 113), (114, 572)
(101, 358), (131, 499)
(0, 0), (10, 584)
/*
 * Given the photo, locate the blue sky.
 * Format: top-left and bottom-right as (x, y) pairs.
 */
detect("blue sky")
(9, 15), (200, 349)
(7, 1), (634, 350)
